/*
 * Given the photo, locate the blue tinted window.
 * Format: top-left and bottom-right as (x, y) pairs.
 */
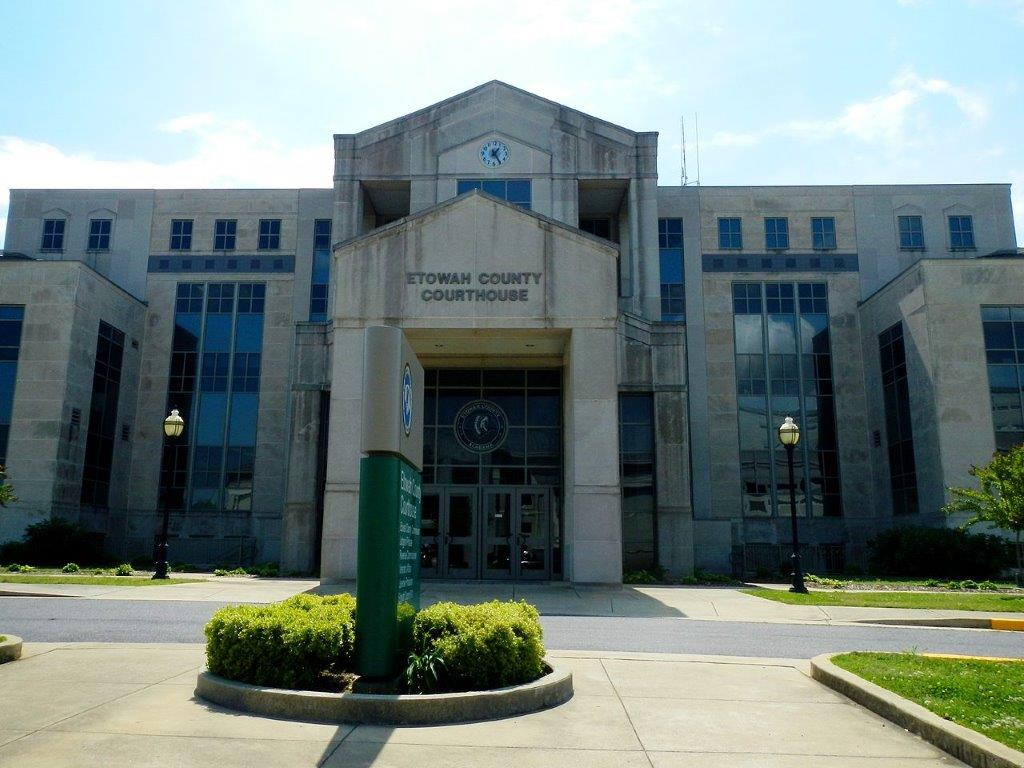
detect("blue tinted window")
(41, 219), (65, 251)
(658, 218), (684, 322)
(80, 321), (124, 506)
(949, 215), (974, 249)
(88, 219), (112, 250)
(898, 215), (924, 249)
(618, 393), (656, 570)
(310, 219), (332, 322)
(214, 219), (237, 250)
(718, 218), (742, 249)
(457, 179), (531, 210)
(0, 306), (23, 466)
(764, 218), (789, 250)
(170, 219), (193, 251)
(258, 219), (281, 250)
(982, 306), (1024, 451)
(159, 282), (265, 511)
(811, 217), (836, 250)
(879, 322), (918, 515)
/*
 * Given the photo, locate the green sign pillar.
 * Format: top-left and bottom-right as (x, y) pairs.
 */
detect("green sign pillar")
(354, 326), (424, 679)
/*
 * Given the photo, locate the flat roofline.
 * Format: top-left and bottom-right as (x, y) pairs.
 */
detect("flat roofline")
(0, 258), (148, 307)
(9, 188), (332, 194)
(859, 253), (1024, 307)
(658, 182), (1012, 191)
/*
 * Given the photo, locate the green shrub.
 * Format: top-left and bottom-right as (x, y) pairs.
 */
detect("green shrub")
(869, 526), (1013, 580)
(213, 567), (247, 577)
(678, 575), (698, 585)
(114, 563), (133, 576)
(204, 593), (356, 689)
(947, 580), (963, 590)
(0, 518), (101, 566)
(403, 648), (447, 693)
(245, 562), (280, 578)
(623, 567), (665, 584)
(696, 569), (740, 584)
(924, 578), (941, 587)
(805, 573), (848, 589)
(961, 579), (979, 590)
(6, 563), (34, 573)
(411, 600), (545, 692)
(61, 562), (80, 573)
(978, 580), (1000, 591)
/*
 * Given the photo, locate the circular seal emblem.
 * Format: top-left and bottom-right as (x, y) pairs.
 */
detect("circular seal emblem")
(454, 400), (508, 453)
(401, 364), (413, 437)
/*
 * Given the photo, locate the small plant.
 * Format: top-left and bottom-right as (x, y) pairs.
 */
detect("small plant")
(695, 569), (739, 585)
(6, 563), (22, 572)
(961, 579), (979, 590)
(93, 568), (106, 575)
(677, 574), (698, 585)
(62, 562), (80, 573)
(978, 580), (1000, 591)
(924, 578), (941, 587)
(623, 567), (665, 584)
(404, 648), (447, 693)
(245, 562), (280, 578)
(946, 580), (964, 590)
(114, 563), (133, 576)
(213, 567), (248, 577)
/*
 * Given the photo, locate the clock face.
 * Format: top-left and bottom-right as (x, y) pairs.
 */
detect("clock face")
(479, 139), (510, 168)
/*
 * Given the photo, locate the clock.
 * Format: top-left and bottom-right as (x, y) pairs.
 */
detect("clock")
(479, 139), (510, 168)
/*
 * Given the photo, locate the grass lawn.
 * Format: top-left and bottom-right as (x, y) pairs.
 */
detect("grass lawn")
(832, 652), (1024, 752)
(743, 587), (1024, 612)
(0, 574), (203, 586)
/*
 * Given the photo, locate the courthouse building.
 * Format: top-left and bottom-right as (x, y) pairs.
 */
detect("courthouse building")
(0, 81), (1020, 583)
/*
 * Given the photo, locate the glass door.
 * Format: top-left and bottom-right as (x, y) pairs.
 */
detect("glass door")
(516, 489), (550, 580)
(443, 489), (477, 579)
(419, 489), (441, 578)
(481, 489), (514, 579)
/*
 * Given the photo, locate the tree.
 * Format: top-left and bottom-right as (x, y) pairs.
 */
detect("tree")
(943, 446), (1024, 587)
(0, 466), (15, 507)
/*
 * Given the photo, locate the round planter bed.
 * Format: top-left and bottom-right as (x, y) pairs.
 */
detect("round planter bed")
(195, 660), (573, 725)
(0, 635), (23, 664)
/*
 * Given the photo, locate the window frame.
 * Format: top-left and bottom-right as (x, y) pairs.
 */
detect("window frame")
(40, 218), (66, 252)
(169, 219), (194, 251)
(214, 219), (237, 251)
(811, 217), (836, 251)
(764, 217), (789, 251)
(257, 219), (282, 251)
(718, 217), (743, 250)
(948, 215), (975, 251)
(87, 218), (113, 251)
(897, 215), (925, 251)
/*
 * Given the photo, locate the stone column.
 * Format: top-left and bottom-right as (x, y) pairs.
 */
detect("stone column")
(565, 327), (622, 583)
(320, 326), (365, 581)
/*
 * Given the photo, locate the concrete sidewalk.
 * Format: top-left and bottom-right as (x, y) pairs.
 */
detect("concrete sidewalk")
(0, 642), (967, 767)
(4, 577), (1023, 628)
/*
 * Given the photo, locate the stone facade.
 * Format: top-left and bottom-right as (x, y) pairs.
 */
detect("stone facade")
(0, 81), (1019, 581)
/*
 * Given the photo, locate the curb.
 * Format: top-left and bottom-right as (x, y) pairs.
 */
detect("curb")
(811, 653), (1024, 768)
(0, 635), (23, 663)
(852, 617), (1024, 631)
(195, 660), (573, 726)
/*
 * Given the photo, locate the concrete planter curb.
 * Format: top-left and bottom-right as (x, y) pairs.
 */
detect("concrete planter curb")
(0, 634), (23, 663)
(195, 660), (573, 726)
(811, 653), (1024, 768)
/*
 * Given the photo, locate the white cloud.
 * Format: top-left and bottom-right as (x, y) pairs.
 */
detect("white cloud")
(0, 116), (332, 243)
(706, 69), (989, 149)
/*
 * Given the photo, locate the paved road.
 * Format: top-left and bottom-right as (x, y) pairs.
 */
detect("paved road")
(2, 596), (1022, 658)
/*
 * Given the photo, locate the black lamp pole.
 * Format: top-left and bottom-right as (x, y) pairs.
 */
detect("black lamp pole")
(153, 409), (184, 580)
(778, 415), (808, 594)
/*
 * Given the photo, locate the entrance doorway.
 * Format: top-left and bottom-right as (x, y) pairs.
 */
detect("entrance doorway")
(420, 486), (554, 580)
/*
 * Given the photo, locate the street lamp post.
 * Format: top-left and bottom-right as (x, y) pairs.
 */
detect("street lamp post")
(777, 416), (808, 594)
(153, 408), (185, 580)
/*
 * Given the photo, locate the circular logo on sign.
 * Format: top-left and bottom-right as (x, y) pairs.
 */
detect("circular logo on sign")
(454, 400), (508, 453)
(402, 364), (413, 437)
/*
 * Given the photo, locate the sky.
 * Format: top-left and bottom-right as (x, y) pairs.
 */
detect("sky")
(0, 0), (1022, 244)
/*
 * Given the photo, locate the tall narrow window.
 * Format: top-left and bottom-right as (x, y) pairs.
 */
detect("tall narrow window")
(159, 282), (265, 512)
(88, 219), (112, 251)
(456, 179), (531, 210)
(170, 219), (193, 251)
(81, 321), (125, 507)
(579, 218), (612, 240)
(214, 219), (237, 251)
(879, 323), (918, 515)
(948, 215), (974, 250)
(41, 219), (66, 251)
(764, 218), (789, 250)
(0, 306), (25, 467)
(897, 215), (924, 249)
(718, 217), (742, 249)
(258, 219), (281, 250)
(309, 219), (331, 322)
(658, 218), (684, 322)
(811, 217), (836, 250)
(982, 306), (1024, 451)
(733, 281), (841, 518)
(619, 393), (656, 571)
